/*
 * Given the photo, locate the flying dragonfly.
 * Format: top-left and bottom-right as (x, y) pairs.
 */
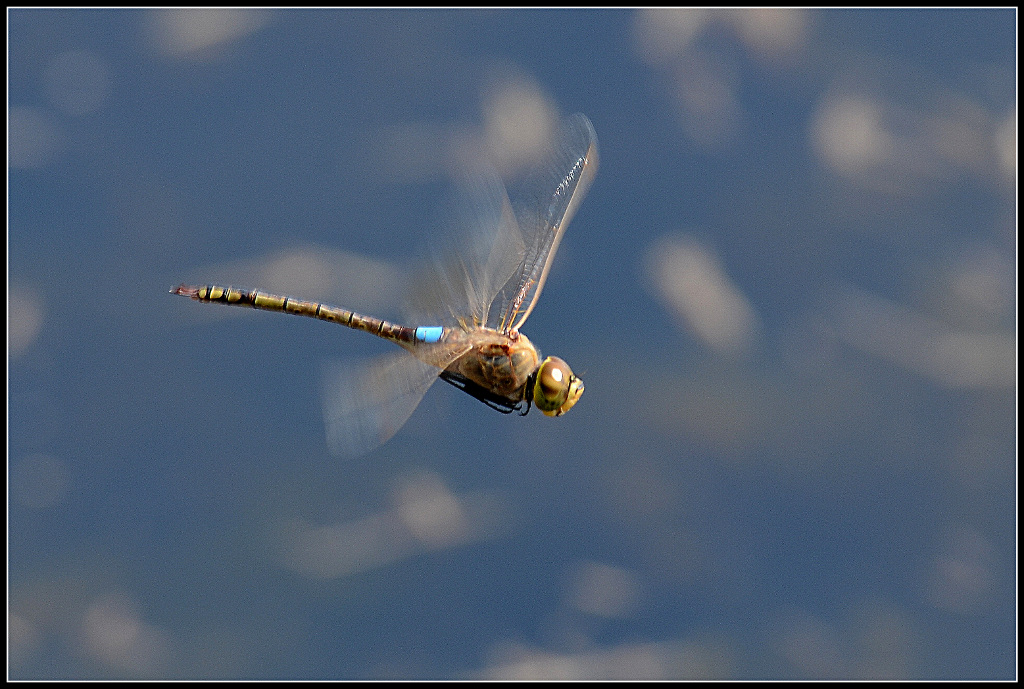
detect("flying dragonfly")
(172, 113), (598, 456)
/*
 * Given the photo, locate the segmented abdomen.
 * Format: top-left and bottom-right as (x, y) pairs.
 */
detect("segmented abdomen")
(170, 284), (444, 345)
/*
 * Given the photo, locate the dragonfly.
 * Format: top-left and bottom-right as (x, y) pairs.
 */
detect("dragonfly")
(172, 113), (597, 456)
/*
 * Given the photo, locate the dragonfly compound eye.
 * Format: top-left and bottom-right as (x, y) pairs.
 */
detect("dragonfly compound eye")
(534, 356), (584, 417)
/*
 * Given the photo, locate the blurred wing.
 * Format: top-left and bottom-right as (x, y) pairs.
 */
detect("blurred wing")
(499, 113), (599, 333)
(411, 170), (526, 329)
(321, 343), (469, 457)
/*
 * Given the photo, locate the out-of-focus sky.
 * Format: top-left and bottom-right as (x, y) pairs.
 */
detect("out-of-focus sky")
(8, 8), (1015, 680)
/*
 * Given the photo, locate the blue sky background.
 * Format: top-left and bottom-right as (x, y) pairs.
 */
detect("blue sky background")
(8, 9), (1016, 680)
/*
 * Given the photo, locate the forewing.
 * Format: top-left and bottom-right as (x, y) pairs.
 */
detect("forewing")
(410, 170), (526, 329)
(499, 113), (599, 332)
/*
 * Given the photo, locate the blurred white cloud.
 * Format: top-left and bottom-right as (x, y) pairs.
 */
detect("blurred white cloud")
(993, 107), (1016, 180)
(632, 8), (710, 67)
(644, 234), (761, 356)
(145, 8), (270, 59)
(377, 71), (561, 184)
(480, 74), (560, 177)
(769, 610), (847, 678)
(811, 87), (1011, 195)
(925, 526), (998, 615)
(274, 471), (510, 580)
(669, 50), (745, 148)
(7, 611), (41, 670)
(482, 636), (734, 680)
(8, 286), (46, 357)
(942, 243), (1015, 329)
(175, 244), (407, 320)
(568, 561), (643, 619)
(44, 50), (111, 116)
(80, 593), (176, 677)
(632, 9), (809, 148)
(767, 604), (917, 680)
(393, 470), (472, 548)
(729, 8), (808, 61)
(8, 106), (65, 170)
(633, 8), (806, 67)
(276, 511), (414, 580)
(832, 286), (1015, 389)
(11, 454), (70, 510)
(812, 96), (893, 176)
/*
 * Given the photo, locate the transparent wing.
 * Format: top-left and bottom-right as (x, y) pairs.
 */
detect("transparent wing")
(498, 113), (599, 333)
(409, 170), (525, 329)
(321, 343), (470, 457)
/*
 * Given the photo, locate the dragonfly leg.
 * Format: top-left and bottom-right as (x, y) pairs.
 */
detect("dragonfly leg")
(438, 371), (523, 415)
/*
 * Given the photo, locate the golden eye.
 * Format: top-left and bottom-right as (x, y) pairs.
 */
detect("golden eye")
(533, 357), (583, 416)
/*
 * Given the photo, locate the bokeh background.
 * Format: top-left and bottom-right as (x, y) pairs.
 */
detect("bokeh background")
(8, 8), (1016, 680)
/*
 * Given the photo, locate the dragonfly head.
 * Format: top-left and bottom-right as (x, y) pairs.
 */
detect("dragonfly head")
(533, 356), (584, 417)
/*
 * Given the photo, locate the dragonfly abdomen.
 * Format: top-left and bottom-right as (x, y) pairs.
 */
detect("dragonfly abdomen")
(170, 284), (444, 346)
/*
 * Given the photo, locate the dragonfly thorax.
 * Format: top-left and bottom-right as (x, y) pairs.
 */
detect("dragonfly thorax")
(446, 329), (539, 402)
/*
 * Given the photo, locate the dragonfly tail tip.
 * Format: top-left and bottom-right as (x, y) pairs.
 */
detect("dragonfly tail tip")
(170, 284), (200, 298)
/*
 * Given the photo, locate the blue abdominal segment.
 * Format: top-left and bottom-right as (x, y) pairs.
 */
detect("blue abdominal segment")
(414, 326), (445, 343)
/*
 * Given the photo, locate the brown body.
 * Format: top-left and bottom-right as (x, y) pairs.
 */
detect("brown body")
(439, 329), (540, 403)
(172, 284), (543, 405)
